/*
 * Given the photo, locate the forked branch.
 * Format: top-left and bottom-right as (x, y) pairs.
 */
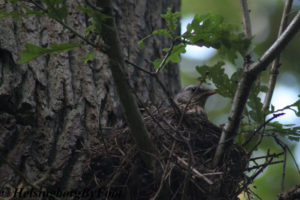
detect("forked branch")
(213, 10), (300, 167)
(262, 0), (294, 111)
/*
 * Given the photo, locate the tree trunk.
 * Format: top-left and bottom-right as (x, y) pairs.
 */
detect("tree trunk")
(0, 0), (180, 193)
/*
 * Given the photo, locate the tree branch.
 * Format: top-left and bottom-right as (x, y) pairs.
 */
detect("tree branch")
(212, 10), (300, 167)
(240, 0), (252, 38)
(99, 0), (157, 167)
(262, 0), (294, 111)
(249, 10), (300, 73)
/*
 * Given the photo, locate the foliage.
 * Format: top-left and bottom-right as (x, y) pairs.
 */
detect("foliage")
(43, 0), (68, 20)
(83, 50), (96, 64)
(160, 8), (181, 37)
(0, 0), (113, 63)
(17, 43), (80, 64)
(182, 14), (250, 62)
(0, 1), (45, 21)
(76, 5), (111, 36)
(196, 61), (300, 144)
(139, 8), (251, 70)
(196, 61), (239, 98)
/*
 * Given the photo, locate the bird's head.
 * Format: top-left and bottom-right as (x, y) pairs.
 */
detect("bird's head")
(174, 85), (216, 108)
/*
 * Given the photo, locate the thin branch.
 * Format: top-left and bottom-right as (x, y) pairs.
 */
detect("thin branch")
(240, 0), (252, 38)
(155, 42), (174, 73)
(85, 0), (103, 13)
(176, 156), (213, 185)
(262, 0), (294, 111)
(125, 59), (181, 116)
(212, 10), (300, 167)
(250, 152), (284, 161)
(242, 113), (285, 147)
(250, 149), (274, 181)
(249, 10), (300, 74)
(28, 0), (97, 48)
(273, 134), (300, 174)
(246, 160), (284, 171)
(150, 142), (176, 200)
(272, 135), (288, 192)
(282, 147), (287, 192)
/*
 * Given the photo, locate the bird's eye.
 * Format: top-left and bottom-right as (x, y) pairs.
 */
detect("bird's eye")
(191, 87), (197, 92)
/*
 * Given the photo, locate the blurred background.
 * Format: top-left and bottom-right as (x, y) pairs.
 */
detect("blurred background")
(180, 0), (300, 199)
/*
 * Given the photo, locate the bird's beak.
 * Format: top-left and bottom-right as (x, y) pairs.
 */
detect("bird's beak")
(204, 89), (217, 96)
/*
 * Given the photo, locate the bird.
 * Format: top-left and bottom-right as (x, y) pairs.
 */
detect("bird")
(143, 84), (220, 140)
(173, 84), (217, 120)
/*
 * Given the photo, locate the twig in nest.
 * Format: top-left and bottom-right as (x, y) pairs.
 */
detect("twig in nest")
(151, 141), (176, 200)
(107, 146), (135, 188)
(176, 156), (213, 185)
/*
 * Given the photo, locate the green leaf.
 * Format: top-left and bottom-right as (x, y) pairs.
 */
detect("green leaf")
(0, 10), (23, 21)
(0, 2), (47, 20)
(43, 0), (68, 20)
(153, 43), (186, 70)
(84, 25), (95, 37)
(152, 29), (172, 39)
(76, 6), (93, 16)
(168, 43), (186, 62)
(247, 83), (264, 123)
(138, 40), (145, 49)
(17, 44), (48, 64)
(288, 136), (300, 141)
(153, 58), (164, 70)
(266, 121), (297, 136)
(137, 8), (180, 50)
(77, 5), (111, 35)
(161, 8), (181, 35)
(182, 14), (251, 63)
(83, 50), (96, 63)
(48, 43), (80, 55)
(196, 62), (238, 98)
(17, 43), (80, 64)
(138, 34), (154, 49)
(235, 132), (261, 152)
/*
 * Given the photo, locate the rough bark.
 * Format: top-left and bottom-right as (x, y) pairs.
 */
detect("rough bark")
(0, 0), (180, 191)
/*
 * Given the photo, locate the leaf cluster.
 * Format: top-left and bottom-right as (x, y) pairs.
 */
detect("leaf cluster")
(1, 1), (112, 63)
(1, 0), (69, 21)
(182, 14), (251, 63)
(0, 0), (45, 21)
(264, 98), (300, 141)
(196, 60), (300, 144)
(195, 61), (240, 98)
(43, 0), (68, 20)
(77, 5), (111, 36)
(138, 9), (251, 71)
(17, 43), (79, 64)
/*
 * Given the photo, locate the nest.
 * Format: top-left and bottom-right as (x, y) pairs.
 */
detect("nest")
(84, 107), (249, 200)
